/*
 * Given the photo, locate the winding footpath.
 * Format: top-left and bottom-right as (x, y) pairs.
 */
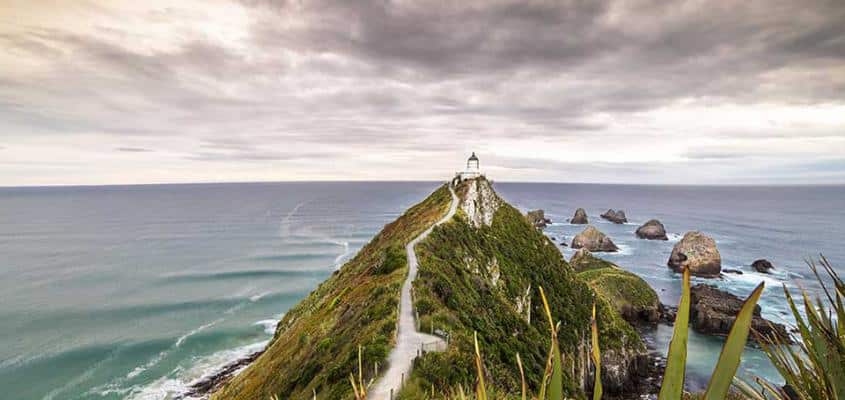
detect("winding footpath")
(369, 184), (458, 399)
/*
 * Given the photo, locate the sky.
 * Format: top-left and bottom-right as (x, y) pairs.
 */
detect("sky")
(1, 0), (844, 186)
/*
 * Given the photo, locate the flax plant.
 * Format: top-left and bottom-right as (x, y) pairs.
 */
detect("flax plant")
(349, 269), (771, 399)
(737, 256), (844, 400)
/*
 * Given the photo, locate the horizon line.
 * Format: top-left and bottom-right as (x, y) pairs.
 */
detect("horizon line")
(1, 178), (844, 189)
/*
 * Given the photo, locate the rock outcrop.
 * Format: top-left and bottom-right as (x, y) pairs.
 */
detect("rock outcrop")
(751, 259), (774, 274)
(570, 208), (588, 224)
(597, 349), (654, 393)
(460, 178), (501, 228)
(635, 219), (668, 240)
(690, 285), (791, 343)
(571, 226), (618, 252)
(186, 351), (264, 398)
(525, 209), (551, 229)
(601, 209), (627, 224)
(667, 231), (721, 277)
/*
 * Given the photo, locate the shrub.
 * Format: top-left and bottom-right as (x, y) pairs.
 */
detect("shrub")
(374, 245), (406, 275)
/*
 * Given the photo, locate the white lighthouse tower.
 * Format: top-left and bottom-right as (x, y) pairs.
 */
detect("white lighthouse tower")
(459, 152), (482, 180)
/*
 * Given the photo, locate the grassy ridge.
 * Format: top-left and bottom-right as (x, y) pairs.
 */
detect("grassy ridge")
(404, 179), (640, 398)
(212, 184), (452, 400)
(573, 251), (660, 325)
(579, 268), (657, 316)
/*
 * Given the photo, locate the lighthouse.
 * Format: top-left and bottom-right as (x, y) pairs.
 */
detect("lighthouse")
(459, 152), (482, 180)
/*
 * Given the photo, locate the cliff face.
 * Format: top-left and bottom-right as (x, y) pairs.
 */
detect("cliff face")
(211, 185), (452, 400)
(408, 178), (644, 397)
(458, 177), (501, 228)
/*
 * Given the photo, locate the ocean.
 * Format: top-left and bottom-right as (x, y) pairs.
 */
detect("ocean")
(1, 181), (842, 398)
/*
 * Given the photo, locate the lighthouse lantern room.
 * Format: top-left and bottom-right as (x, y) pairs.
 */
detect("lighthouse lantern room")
(459, 152), (482, 180)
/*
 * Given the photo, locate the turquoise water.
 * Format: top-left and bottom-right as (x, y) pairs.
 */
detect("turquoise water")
(0, 182), (442, 399)
(1, 182), (843, 398)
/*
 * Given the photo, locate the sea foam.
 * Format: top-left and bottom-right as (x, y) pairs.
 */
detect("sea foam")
(123, 340), (269, 400)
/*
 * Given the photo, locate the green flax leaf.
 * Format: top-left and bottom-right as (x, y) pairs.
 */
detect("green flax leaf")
(473, 331), (488, 400)
(704, 281), (765, 400)
(539, 286), (563, 400)
(591, 303), (603, 400)
(516, 353), (527, 400)
(658, 268), (691, 400)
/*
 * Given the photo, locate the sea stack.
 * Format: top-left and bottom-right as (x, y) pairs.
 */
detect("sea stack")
(601, 209), (627, 224)
(570, 208), (588, 224)
(667, 231), (721, 277)
(525, 209), (550, 229)
(571, 225), (619, 252)
(751, 259), (774, 273)
(635, 219), (668, 240)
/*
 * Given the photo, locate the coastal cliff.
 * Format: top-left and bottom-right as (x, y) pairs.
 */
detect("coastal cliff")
(213, 178), (652, 399)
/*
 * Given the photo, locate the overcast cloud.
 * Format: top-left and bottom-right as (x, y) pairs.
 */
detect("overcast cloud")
(1, 0), (844, 185)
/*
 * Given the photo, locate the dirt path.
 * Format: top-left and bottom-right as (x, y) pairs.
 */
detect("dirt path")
(368, 184), (457, 399)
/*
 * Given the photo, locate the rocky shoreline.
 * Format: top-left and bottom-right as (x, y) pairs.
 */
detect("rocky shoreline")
(177, 350), (264, 399)
(690, 284), (791, 343)
(606, 327), (668, 400)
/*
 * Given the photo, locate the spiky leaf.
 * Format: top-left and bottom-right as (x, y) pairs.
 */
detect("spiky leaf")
(703, 282), (765, 399)
(659, 268), (691, 400)
(591, 303), (603, 400)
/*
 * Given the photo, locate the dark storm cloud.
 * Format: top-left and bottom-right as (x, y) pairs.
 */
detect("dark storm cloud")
(1, 0), (844, 184)
(249, 1), (618, 74)
(246, 0), (845, 105)
(7, 0), (845, 137)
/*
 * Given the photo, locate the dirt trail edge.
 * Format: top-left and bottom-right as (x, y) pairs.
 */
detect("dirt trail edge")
(368, 184), (457, 399)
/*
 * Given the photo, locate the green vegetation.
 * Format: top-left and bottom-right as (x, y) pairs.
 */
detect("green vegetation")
(657, 268), (765, 400)
(701, 280), (763, 400)
(211, 185), (452, 400)
(737, 257), (844, 400)
(374, 245), (406, 275)
(383, 266), (766, 400)
(445, 288), (593, 400)
(659, 269), (692, 400)
(573, 251), (660, 324)
(578, 268), (658, 316)
(402, 178), (641, 398)
(589, 304), (602, 400)
(569, 250), (616, 273)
